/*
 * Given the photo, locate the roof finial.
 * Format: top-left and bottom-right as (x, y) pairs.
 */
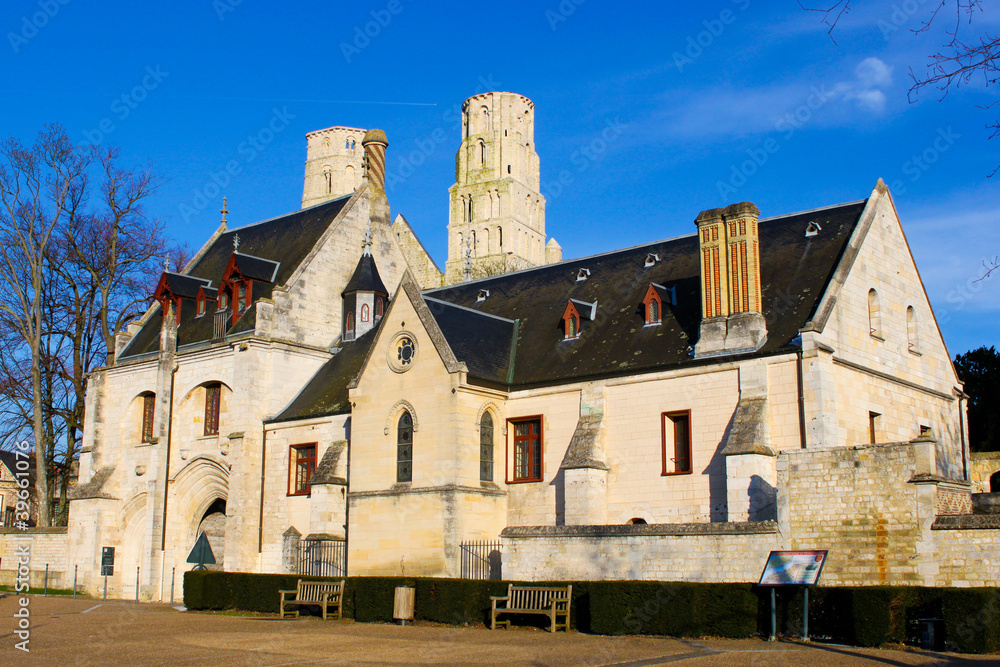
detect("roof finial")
(233, 233), (240, 252)
(362, 227), (373, 257)
(163, 256), (170, 272)
(220, 197), (229, 227)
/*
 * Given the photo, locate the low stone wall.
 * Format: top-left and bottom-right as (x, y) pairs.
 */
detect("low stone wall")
(502, 522), (779, 582)
(0, 528), (72, 589)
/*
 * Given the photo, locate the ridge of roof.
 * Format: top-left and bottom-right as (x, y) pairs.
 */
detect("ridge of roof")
(422, 295), (517, 324)
(226, 194), (353, 233)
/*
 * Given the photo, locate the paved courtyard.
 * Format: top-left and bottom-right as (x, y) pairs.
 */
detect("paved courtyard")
(1, 595), (997, 666)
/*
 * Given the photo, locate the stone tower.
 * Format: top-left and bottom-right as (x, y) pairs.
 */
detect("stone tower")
(302, 126), (367, 208)
(445, 92), (555, 283)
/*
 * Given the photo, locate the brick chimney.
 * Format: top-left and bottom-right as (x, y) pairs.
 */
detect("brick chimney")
(694, 202), (767, 357)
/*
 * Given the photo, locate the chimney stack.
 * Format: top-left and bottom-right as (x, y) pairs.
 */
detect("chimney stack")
(362, 129), (388, 191)
(694, 202), (767, 357)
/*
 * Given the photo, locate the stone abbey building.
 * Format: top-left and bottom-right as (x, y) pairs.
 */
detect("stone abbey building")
(19, 91), (994, 599)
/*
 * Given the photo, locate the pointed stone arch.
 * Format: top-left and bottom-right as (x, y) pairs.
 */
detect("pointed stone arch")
(476, 401), (504, 435)
(170, 455), (231, 550)
(384, 399), (418, 435)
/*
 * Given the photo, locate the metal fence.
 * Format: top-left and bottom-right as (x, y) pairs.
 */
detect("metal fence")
(297, 539), (346, 577)
(459, 539), (502, 580)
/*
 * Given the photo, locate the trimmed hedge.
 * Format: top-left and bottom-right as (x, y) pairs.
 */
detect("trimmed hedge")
(183, 572), (999, 653)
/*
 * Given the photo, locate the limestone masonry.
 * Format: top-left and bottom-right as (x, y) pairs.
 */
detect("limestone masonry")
(2, 91), (994, 600)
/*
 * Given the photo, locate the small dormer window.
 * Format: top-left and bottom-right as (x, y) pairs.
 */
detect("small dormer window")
(218, 292), (229, 311)
(196, 295), (206, 317)
(477, 289), (490, 303)
(235, 282), (249, 314)
(645, 253), (659, 268)
(561, 300), (592, 340)
(567, 314), (578, 338)
(576, 268), (590, 282)
(648, 299), (660, 325)
(805, 221), (822, 237)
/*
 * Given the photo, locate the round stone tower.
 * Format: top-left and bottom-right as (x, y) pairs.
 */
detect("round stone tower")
(302, 126), (367, 208)
(446, 92), (548, 283)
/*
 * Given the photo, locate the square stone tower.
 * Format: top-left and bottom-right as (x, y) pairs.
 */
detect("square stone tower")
(445, 92), (555, 283)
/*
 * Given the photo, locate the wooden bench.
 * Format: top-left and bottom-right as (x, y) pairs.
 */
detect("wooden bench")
(490, 584), (572, 632)
(279, 579), (345, 620)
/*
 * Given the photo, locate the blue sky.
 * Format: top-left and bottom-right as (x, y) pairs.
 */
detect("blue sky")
(1, 0), (996, 355)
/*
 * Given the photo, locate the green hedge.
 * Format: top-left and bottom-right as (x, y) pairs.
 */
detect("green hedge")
(183, 572), (999, 653)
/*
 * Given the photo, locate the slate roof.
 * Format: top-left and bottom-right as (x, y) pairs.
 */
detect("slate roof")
(160, 273), (211, 299)
(268, 327), (380, 423)
(231, 253), (280, 282)
(343, 253), (388, 296)
(423, 298), (517, 384)
(119, 195), (352, 359)
(421, 199), (867, 388)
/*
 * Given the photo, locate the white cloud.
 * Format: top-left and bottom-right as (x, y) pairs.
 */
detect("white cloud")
(833, 57), (893, 113)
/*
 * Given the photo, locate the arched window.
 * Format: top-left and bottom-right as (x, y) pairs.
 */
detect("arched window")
(479, 140), (486, 166)
(361, 303), (370, 322)
(649, 298), (660, 325)
(397, 411), (413, 483)
(140, 392), (155, 443)
(323, 167), (333, 194)
(484, 228), (490, 254)
(906, 306), (918, 352)
(375, 298), (383, 318)
(346, 312), (355, 340)
(471, 230), (477, 257)
(468, 197), (474, 222)
(868, 289), (882, 339)
(480, 412), (494, 482)
(345, 164), (356, 188)
(497, 227), (503, 249)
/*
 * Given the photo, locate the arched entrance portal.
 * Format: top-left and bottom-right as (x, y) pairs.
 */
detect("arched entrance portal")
(195, 498), (227, 570)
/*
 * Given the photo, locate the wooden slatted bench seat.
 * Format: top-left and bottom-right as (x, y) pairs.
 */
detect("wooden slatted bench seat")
(490, 584), (572, 632)
(279, 579), (345, 620)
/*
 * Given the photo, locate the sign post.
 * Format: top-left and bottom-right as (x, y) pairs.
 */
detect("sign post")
(758, 550), (828, 642)
(100, 547), (115, 601)
(186, 531), (216, 571)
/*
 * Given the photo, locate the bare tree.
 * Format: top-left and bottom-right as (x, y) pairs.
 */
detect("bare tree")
(469, 253), (532, 280)
(0, 126), (177, 525)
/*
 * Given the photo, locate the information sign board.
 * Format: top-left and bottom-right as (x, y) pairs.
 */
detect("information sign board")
(758, 550), (827, 586)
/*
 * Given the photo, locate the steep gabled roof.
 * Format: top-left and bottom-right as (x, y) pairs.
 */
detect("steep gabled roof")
(119, 195), (352, 359)
(422, 199), (867, 388)
(155, 272), (211, 300)
(227, 252), (280, 283)
(423, 297), (516, 384)
(267, 327), (380, 423)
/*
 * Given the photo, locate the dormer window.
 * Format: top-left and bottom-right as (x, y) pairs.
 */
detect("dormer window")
(562, 299), (596, 340)
(218, 292), (229, 311)
(235, 281), (250, 314)
(645, 253), (659, 268)
(477, 289), (490, 303)
(576, 268), (590, 282)
(196, 294), (206, 317)
(643, 284), (672, 326)
(805, 221), (822, 237)
(375, 298), (384, 319)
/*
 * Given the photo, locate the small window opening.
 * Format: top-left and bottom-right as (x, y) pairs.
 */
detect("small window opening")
(477, 289), (490, 303)
(868, 289), (882, 339)
(375, 298), (384, 318)
(507, 165), (511, 174)
(576, 268), (590, 282)
(345, 312), (355, 340)
(907, 306), (919, 352)
(361, 303), (370, 322)
(805, 221), (822, 237)
(644, 253), (659, 268)
(627, 517), (647, 525)
(869, 412), (881, 444)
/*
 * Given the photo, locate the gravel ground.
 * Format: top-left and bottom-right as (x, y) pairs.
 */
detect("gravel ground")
(1, 595), (997, 666)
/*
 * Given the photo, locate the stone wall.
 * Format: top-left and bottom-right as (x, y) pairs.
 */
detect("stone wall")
(0, 528), (72, 589)
(971, 451), (1000, 493)
(502, 523), (778, 582)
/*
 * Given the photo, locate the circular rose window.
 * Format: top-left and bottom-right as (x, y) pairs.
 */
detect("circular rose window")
(387, 332), (417, 373)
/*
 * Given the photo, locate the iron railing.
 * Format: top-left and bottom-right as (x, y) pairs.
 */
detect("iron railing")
(212, 311), (230, 342)
(297, 539), (346, 577)
(459, 539), (502, 580)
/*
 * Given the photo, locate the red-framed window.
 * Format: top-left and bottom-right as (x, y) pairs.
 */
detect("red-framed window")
(661, 411), (692, 475)
(289, 443), (317, 496)
(508, 416), (543, 482)
(346, 312), (355, 339)
(196, 294), (206, 317)
(361, 303), (370, 322)
(141, 393), (155, 443)
(643, 285), (662, 325)
(562, 302), (580, 340)
(204, 383), (221, 436)
(375, 298), (383, 318)
(235, 281), (251, 314)
(218, 291), (229, 311)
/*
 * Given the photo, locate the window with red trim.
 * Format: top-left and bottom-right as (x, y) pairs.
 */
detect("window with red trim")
(661, 411), (691, 475)
(218, 291), (229, 311)
(509, 417), (542, 482)
(562, 301), (580, 340)
(204, 383), (221, 436)
(141, 393), (155, 443)
(375, 298), (383, 318)
(345, 312), (355, 339)
(235, 281), (250, 314)
(289, 443), (317, 495)
(196, 294), (206, 317)
(643, 285), (663, 325)
(361, 303), (370, 322)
